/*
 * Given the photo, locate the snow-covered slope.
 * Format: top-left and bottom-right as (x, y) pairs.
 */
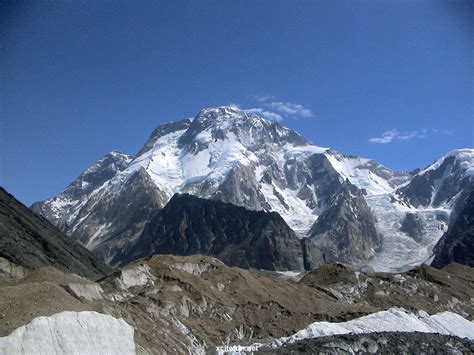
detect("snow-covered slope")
(0, 311), (135, 355)
(363, 149), (474, 271)
(248, 308), (474, 351)
(397, 149), (474, 208)
(32, 106), (472, 272)
(34, 107), (399, 237)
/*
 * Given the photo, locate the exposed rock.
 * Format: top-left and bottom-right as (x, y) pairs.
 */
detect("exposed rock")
(255, 332), (474, 354)
(432, 187), (474, 268)
(308, 183), (380, 265)
(0, 255), (374, 354)
(0, 187), (110, 279)
(30, 108), (472, 272)
(300, 263), (474, 318)
(136, 118), (192, 156)
(400, 212), (424, 242)
(65, 168), (167, 265)
(31, 151), (131, 224)
(111, 194), (319, 270)
(1, 254), (473, 354)
(396, 149), (473, 208)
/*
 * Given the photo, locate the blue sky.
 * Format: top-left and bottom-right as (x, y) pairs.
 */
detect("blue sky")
(2, 0), (473, 205)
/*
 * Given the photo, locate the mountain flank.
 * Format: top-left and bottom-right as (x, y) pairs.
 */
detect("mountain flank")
(0, 187), (110, 280)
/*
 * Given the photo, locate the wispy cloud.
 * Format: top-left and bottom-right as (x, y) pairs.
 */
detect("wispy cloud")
(245, 108), (283, 122)
(369, 128), (454, 144)
(267, 101), (314, 118)
(246, 96), (314, 121)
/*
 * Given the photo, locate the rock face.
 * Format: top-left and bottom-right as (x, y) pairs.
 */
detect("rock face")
(396, 149), (474, 208)
(0, 188), (110, 279)
(31, 151), (132, 225)
(400, 212), (424, 242)
(308, 183), (380, 265)
(62, 168), (167, 264)
(112, 194), (319, 270)
(432, 188), (474, 268)
(0, 311), (135, 355)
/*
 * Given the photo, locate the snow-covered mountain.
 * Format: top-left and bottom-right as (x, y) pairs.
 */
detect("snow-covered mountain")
(32, 106), (473, 271)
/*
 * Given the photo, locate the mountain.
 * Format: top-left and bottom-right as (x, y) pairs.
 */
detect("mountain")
(110, 193), (319, 269)
(360, 149), (473, 272)
(396, 149), (474, 208)
(0, 187), (110, 279)
(432, 187), (474, 268)
(31, 151), (132, 226)
(31, 106), (473, 271)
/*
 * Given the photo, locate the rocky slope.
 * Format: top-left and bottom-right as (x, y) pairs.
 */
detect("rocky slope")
(0, 255), (373, 354)
(0, 187), (110, 280)
(432, 187), (474, 268)
(255, 332), (474, 354)
(299, 263), (474, 318)
(31, 106), (473, 271)
(110, 193), (319, 269)
(1, 254), (473, 354)
(308, 182), (380, 265)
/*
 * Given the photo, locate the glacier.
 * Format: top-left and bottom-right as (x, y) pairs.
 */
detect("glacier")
(242, 307), (474, 352)
(0, 311), (135, 355)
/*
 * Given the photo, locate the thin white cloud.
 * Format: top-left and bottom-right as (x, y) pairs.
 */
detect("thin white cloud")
(267, 101), (314, 118)
(245, 108), (283, 122)
(249, 96), (315, 120)
(369, 128), (454, 144)
(255, 95), (276, 102)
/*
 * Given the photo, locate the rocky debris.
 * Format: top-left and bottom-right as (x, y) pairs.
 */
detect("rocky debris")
(112, 193), (319, 270)
(0, 255), (375, 353)
(300, 263), (474, 319)
(308, 183), (380, 265)
(1, 255), (473, 353)
(0, 187), (110, 280)
(251, 307), (474, 350)
(255, 332), (474, 354)
(432, 188), (474, 268)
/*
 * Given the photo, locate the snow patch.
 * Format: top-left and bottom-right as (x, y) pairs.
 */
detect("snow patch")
(244, 308), (474, 351)
(0, 311), (135, 355)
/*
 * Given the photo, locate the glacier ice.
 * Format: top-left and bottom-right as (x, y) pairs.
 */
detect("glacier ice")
(0, 311), (135, 355)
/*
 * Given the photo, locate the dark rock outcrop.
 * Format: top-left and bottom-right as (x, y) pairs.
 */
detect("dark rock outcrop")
(308, 183), (380, 265)
(400, 212), (424, 242)
(432, 187), (474, 268)
(111, 194), (319, 270)
(0, 187), (110, 279)
(136, 119), (192, 156)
